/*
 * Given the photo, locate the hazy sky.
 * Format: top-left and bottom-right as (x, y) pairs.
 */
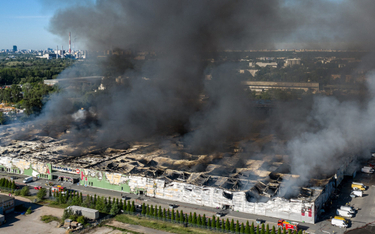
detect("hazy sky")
(0, 0), (78, 50)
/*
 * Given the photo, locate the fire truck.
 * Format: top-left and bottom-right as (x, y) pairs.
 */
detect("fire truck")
(277, 219), (298, 231)
(51, 185), (66, 194)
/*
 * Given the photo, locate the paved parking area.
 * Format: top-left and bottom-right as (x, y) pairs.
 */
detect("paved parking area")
(0, 194), (65, 234)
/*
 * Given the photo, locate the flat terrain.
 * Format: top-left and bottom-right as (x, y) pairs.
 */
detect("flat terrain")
(1, 194), (65, 234)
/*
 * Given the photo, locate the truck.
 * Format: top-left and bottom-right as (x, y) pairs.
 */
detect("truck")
(52, 186), (66, 194)
(351, 182), (366, 191)
(23, 177), (33, 183)
(340, 206), (356, 214)
(277, 219), (298, 231)
(331, 216), (348, 228)
(350, 190), (363, 197)
(361, 166), (374, 174)
(336, 209), (353, 218)
(66, 206), (99, 220)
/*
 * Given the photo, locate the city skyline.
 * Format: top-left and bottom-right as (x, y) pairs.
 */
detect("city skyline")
(0, 0), (93, 51)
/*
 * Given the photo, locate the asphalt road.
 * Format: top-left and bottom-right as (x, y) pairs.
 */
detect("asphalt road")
(2, 170), (375, 234)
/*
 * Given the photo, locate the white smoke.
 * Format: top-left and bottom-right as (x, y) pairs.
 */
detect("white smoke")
(286, 72), (375, 186)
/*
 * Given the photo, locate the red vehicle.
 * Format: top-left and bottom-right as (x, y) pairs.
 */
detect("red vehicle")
(51, 186), (66, 193)
(34, 186), (42, 190)
(277, 219), (298, 231)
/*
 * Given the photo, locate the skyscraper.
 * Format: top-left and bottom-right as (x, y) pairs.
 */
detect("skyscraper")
(12, 45), (17, 52)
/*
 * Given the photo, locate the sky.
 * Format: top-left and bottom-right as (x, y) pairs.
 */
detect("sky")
(0, 0), (76, 50)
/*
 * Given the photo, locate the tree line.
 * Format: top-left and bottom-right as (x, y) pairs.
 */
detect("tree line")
(51, 188), (302, 234)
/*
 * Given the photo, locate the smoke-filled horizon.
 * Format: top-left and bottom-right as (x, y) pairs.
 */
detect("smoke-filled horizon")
(21, 0), (375, 189)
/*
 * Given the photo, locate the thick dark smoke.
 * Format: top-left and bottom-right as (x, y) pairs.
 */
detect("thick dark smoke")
(37, 0), (295, 150)
(26, 0), (375, 190)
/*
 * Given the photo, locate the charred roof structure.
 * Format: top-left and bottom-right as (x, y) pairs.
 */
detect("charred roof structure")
(0, 126), (357, 224)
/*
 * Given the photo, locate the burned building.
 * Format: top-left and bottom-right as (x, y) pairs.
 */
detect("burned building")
(0, 127), (357, 224)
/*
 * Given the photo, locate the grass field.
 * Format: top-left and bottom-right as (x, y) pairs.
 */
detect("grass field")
(115, 214), (220, 234)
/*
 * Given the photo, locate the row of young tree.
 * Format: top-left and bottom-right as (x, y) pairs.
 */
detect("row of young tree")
(0, 178), (17, 190)
(139, 204), (301, 234)
(52, 189), (302, 234)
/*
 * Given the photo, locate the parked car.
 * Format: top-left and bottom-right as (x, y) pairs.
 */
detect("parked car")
(169, 204), (178, 209)
(34, 186), (42, 190)
(216, 212), (225, 217)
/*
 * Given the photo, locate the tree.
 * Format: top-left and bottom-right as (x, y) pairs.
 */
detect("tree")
(110, 201), (120, 215)
(230, 218), (235, 232)
(262, 223), (265, 234)
(176, 210), (180, 221)
(256, 225), (260, 234)
(240, 222), (245, 233)
(127, 201), (131, 212)
(162, 208), (166, 220)
(271, 226), (276, 234)
(11, 181), (16, 190)
(150, 205), (154, 216)
(119, 199), (123, 210)
(216, 218), (220, 230)
(141, 203), (146, 215)
(283, 228), (286, 234)
(277, 228), (281, 234)
(236, 220), (240, 233)
(95, 197), (106, 213)
(36, 188), (47, 200)
(171, 209), (175, 220)
(123, 201), (127, 213)
(226, 218), (230, 232)
(21, 186), (29, 196)
(158, 206), (162, 218)
(193, 212), (197, 224)
(48, 188), (52, 197)
(180, 210), (184, 223)
(188, 212), (192, 223)
(208, 218), (212, 229)
(202, 214), (206, 226)
(94, 194), (97, 205)
(153, 205), (157, 217)
(197, 214), (202, 226)
(212, 216), (216, 228)
(297, 230), (302, 234)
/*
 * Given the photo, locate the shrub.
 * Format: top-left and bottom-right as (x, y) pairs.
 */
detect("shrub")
(41, 215), (60, 223)
(21, 186), (30, 196)
(26, 206), (32, 214)
(37, 188), (47, 200)
(77, 216), (85, 224)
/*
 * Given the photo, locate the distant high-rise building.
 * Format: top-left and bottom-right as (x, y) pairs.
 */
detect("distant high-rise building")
(12, 45), (17, 52)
